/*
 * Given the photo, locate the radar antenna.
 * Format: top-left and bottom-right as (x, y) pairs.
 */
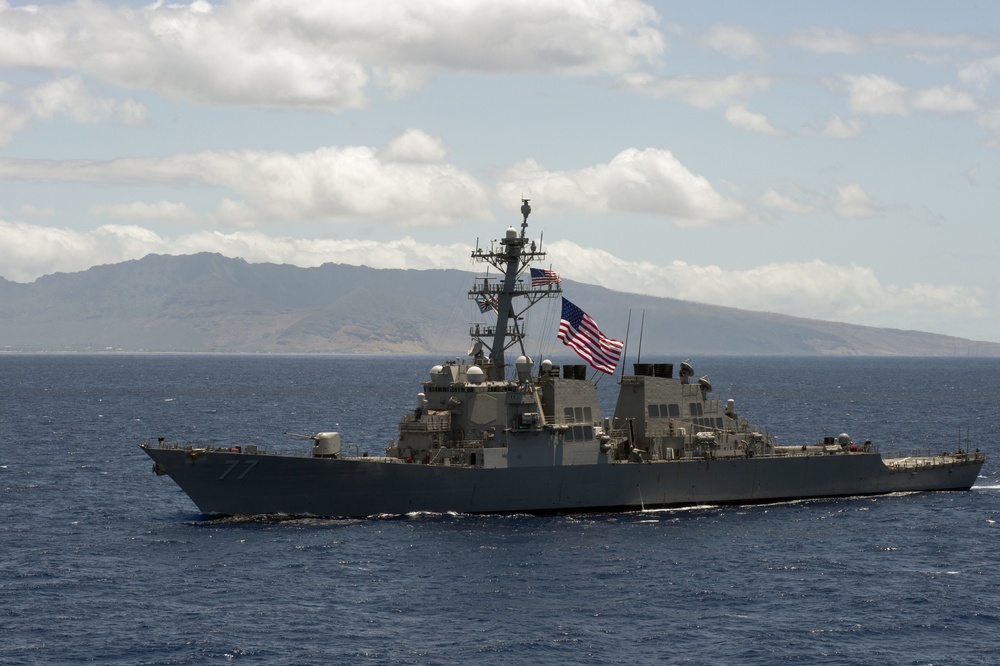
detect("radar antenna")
(468, 198), (559, 380)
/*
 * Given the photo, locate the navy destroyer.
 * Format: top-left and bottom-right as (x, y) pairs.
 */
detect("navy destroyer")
(141, 201), (984, 517)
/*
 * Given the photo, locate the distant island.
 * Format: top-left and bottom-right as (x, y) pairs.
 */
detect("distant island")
(1, 252), (996, 356)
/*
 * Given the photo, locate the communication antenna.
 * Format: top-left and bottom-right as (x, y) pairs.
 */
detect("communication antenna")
(620, 309), (632, 378)
(636, 309), (646, 365)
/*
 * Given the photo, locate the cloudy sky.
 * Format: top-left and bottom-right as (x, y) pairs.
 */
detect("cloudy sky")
(1, 0), (999, 342)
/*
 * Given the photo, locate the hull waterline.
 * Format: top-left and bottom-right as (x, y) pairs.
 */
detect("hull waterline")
(142, 444), (984, 518)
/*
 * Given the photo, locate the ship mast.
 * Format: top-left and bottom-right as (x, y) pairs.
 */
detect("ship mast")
(469, 199), (561, 380)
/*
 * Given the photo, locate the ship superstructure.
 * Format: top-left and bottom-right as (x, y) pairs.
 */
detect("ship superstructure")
(387, 200), (616, 471)
(141, 202), (984, 517)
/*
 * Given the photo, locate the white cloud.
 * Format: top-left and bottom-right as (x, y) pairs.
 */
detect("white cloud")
(834, 183), (873, 218)
(0, 219), (473, 283)
(20, 204), (55, 216)
(967, 165), (980, 185)
(619, 71), (771, 108)
(701, 25), (764, 59)
(0, 141), (744, 231)
(167, 231), (473, 273)
(0, 220), (983, 334)
(725, 104), (782, 135)
(378, 128), (449, 163)
(912, 85), (978, 113)
(760, 189), (814, 214)
(831, 74), (979, 118)
(25, 76), (148, 125)
(497, 148), (748, 227)
(870, 30), (996, 52)
(959, 55), (1000, 89)
(0, 131), (491, 229)
(819, 114), (865, 138)
(0, 0), (665, 110)
(92, 200), (199, 224)
(789, 28), (866, 55)
(371, 64), (431, 99)
(791, 28), (994, 56)
(978, 107), (1000, 130)
(0, 101), (29, 144)
(544, 240), (984, 327)
(841, 74), (909, 115)
(0, 220), (168, 282)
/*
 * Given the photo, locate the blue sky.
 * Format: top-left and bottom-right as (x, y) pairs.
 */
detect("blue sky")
(2, 0), (1000, 342)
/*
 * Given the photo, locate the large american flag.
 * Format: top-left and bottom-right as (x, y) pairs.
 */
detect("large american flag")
(530, 267), (561, 286)
(557, 297), (623, 374)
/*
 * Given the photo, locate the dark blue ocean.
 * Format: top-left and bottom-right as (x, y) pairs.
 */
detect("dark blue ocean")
(2, 354), (998, 665)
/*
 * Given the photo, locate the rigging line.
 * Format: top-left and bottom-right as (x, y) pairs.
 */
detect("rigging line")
(636, 309), (646, 365)
(529, 301), (546, 366)
(546, 292), (563, 360)
(530, 296), (553, 366)
(620, 309), (632, 379)
(442, 269), (476, 348)
(441, 294), (464, 345)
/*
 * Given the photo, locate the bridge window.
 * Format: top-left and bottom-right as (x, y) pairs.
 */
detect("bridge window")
(649, 404), (680, 419)
(564, 406), (593, 423)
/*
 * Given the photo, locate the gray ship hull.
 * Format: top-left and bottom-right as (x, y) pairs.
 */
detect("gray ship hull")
(138, 208), (987, 519)
(141, 445), (983, 517)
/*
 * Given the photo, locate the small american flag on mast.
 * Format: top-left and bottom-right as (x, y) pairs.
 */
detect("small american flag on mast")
(557, 297), (623, 374)
(530, 267), (561, 286)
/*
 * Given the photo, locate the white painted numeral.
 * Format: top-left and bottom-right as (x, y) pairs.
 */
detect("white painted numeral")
(219, 460), (240, 480)
(238, 460), (259, 479)
(219, 459), (259, 480)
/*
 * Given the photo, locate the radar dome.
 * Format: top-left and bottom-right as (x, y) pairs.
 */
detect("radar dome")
(515, 355), (534, 381)
(467, 366), (485, 384)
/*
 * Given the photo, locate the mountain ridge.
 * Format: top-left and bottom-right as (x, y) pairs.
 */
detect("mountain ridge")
(1, 253), (996, 356)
